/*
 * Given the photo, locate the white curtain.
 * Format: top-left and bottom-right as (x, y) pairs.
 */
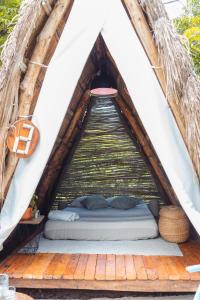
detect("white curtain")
(0, 0), (199, 250)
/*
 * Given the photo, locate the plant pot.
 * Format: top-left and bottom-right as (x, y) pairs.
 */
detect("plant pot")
(21, 207), (33, 221)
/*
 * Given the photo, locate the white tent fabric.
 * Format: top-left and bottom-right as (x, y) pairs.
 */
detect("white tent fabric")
(0, 0), (200, 250)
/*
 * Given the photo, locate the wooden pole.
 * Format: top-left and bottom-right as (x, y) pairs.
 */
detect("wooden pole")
(115, 96), (178, 205)
(3, 0), (73, 199)
(37, 90), (91, 208)
(19, 0), (73, 116)
(123, 0), (186, 154)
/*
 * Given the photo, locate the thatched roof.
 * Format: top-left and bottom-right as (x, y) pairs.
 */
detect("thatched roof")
(0, 0), (199, 204)
(140, 0), (200, 181)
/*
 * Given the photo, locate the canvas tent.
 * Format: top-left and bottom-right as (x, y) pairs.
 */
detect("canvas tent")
(0, 0), (200, 253)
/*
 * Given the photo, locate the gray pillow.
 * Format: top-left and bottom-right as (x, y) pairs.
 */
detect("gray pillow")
(70, 196), (88, 208)
(107, 196), (140, 210)
(81, 195), (108, 210)
(58, 196), (87, 210)
(58, 201), (68, 210)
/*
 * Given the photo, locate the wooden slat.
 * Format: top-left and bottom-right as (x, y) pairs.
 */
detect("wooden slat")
(73, 254), (89, 280)
(106, 254), (116, 280)
(133, 255), (147, 280)
(172, 256), (191, 280)
(53, 254), (71, 279)
(1, 255), (23, 277)
(180, 243), (200, 280)
(116, 255), (126, 280)
(23, 253), (54, 279)
(63, 254), (80, 279)
(43, 254), (60, 279)
(143, 256), (158, 280)
(0, 255), (17, 273)
(151, 256), (169, 280)
(33, 253), (54, 280)
(164, 257), (181, 280)
(95, 254), (107, 280)
(84, 254), (97, 281)
(124, 255), (136, 280)
(7, 254), (35, 279)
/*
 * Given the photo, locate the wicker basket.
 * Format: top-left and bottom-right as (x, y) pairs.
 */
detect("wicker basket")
(158, 205), (189, 243)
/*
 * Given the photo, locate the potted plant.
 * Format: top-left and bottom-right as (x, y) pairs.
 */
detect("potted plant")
(21, 194), (38, 221)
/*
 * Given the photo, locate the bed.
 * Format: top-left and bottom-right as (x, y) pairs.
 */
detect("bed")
(44, 202), (158, 241)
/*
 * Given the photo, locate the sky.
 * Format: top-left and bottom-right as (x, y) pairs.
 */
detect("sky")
(162, 0), (187, 19)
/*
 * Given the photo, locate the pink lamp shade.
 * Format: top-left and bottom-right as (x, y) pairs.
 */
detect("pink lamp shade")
(90, 88), (118, 97)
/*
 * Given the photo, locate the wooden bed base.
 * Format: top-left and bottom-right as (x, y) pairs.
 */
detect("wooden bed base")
(11, 278), (199, 292)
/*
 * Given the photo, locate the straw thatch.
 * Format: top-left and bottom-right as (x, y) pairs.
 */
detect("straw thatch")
(0, 0), (42, 202)
(0, 0), (199, 205)
(140, 0), (200, 178)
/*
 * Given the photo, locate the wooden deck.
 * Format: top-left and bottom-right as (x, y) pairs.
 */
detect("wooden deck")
(1, 241), (200, 292)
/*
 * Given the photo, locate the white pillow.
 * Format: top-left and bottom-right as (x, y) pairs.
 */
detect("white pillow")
(48, 210), (79, 221)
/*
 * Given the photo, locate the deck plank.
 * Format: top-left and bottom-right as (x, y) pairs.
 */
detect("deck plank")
(133, 255), (147, 280)
(143, 256), (158, 280)
(124, 255), (136, 280)
(53, 254), (71, 279)
(23, 253), (54, 279)
(84, 254), (97, 280)
(73, 254), (89, 280)
(0, 255), (17, 273)
(43, 254), (60, 279)
(63, 254), (80, 279)
(155, 256), (169, 280)
(7, 254), (35, 279)
(22, 254), (39, 279)
(172, 256), (190, 280)
(2, 240), (200, 292)
(180, 243), (200, 280)
(116, 255), (126, 280)
(106, 254), (115, 280)
(165, 257), (180, 280)
(95, 254), (106, 280)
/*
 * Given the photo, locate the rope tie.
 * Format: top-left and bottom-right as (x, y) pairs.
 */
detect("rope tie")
(151, 65), (162, 69)
(29, 61), (48, 68)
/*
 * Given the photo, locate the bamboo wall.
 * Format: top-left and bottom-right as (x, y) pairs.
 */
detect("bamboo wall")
(52, 95), (164, 208)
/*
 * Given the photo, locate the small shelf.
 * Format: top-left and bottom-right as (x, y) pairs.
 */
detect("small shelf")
(19, 215), (45, 225)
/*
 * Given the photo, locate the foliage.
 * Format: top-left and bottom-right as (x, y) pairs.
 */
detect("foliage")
(0, 0), (21, 48)
(174, 0), (200, 75)
(186, 0), (200, 16)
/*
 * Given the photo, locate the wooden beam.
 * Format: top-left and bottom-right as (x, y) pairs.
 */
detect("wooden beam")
(37, 90), (91, 207)
(10, 278), (199, 292)
(19, 0), (73, 116)
(115, 96), (178, 205)
(123, 0), (186, 161)
(3, 0), (73, 198)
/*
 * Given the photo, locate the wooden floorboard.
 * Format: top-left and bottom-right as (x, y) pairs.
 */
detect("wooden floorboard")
(1, 240), (200, 292)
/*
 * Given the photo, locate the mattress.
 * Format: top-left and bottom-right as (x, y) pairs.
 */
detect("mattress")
(44, 203), (158, 241)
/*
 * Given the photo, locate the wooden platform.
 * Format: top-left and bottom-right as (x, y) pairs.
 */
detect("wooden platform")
(1, 241), (200, 292)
